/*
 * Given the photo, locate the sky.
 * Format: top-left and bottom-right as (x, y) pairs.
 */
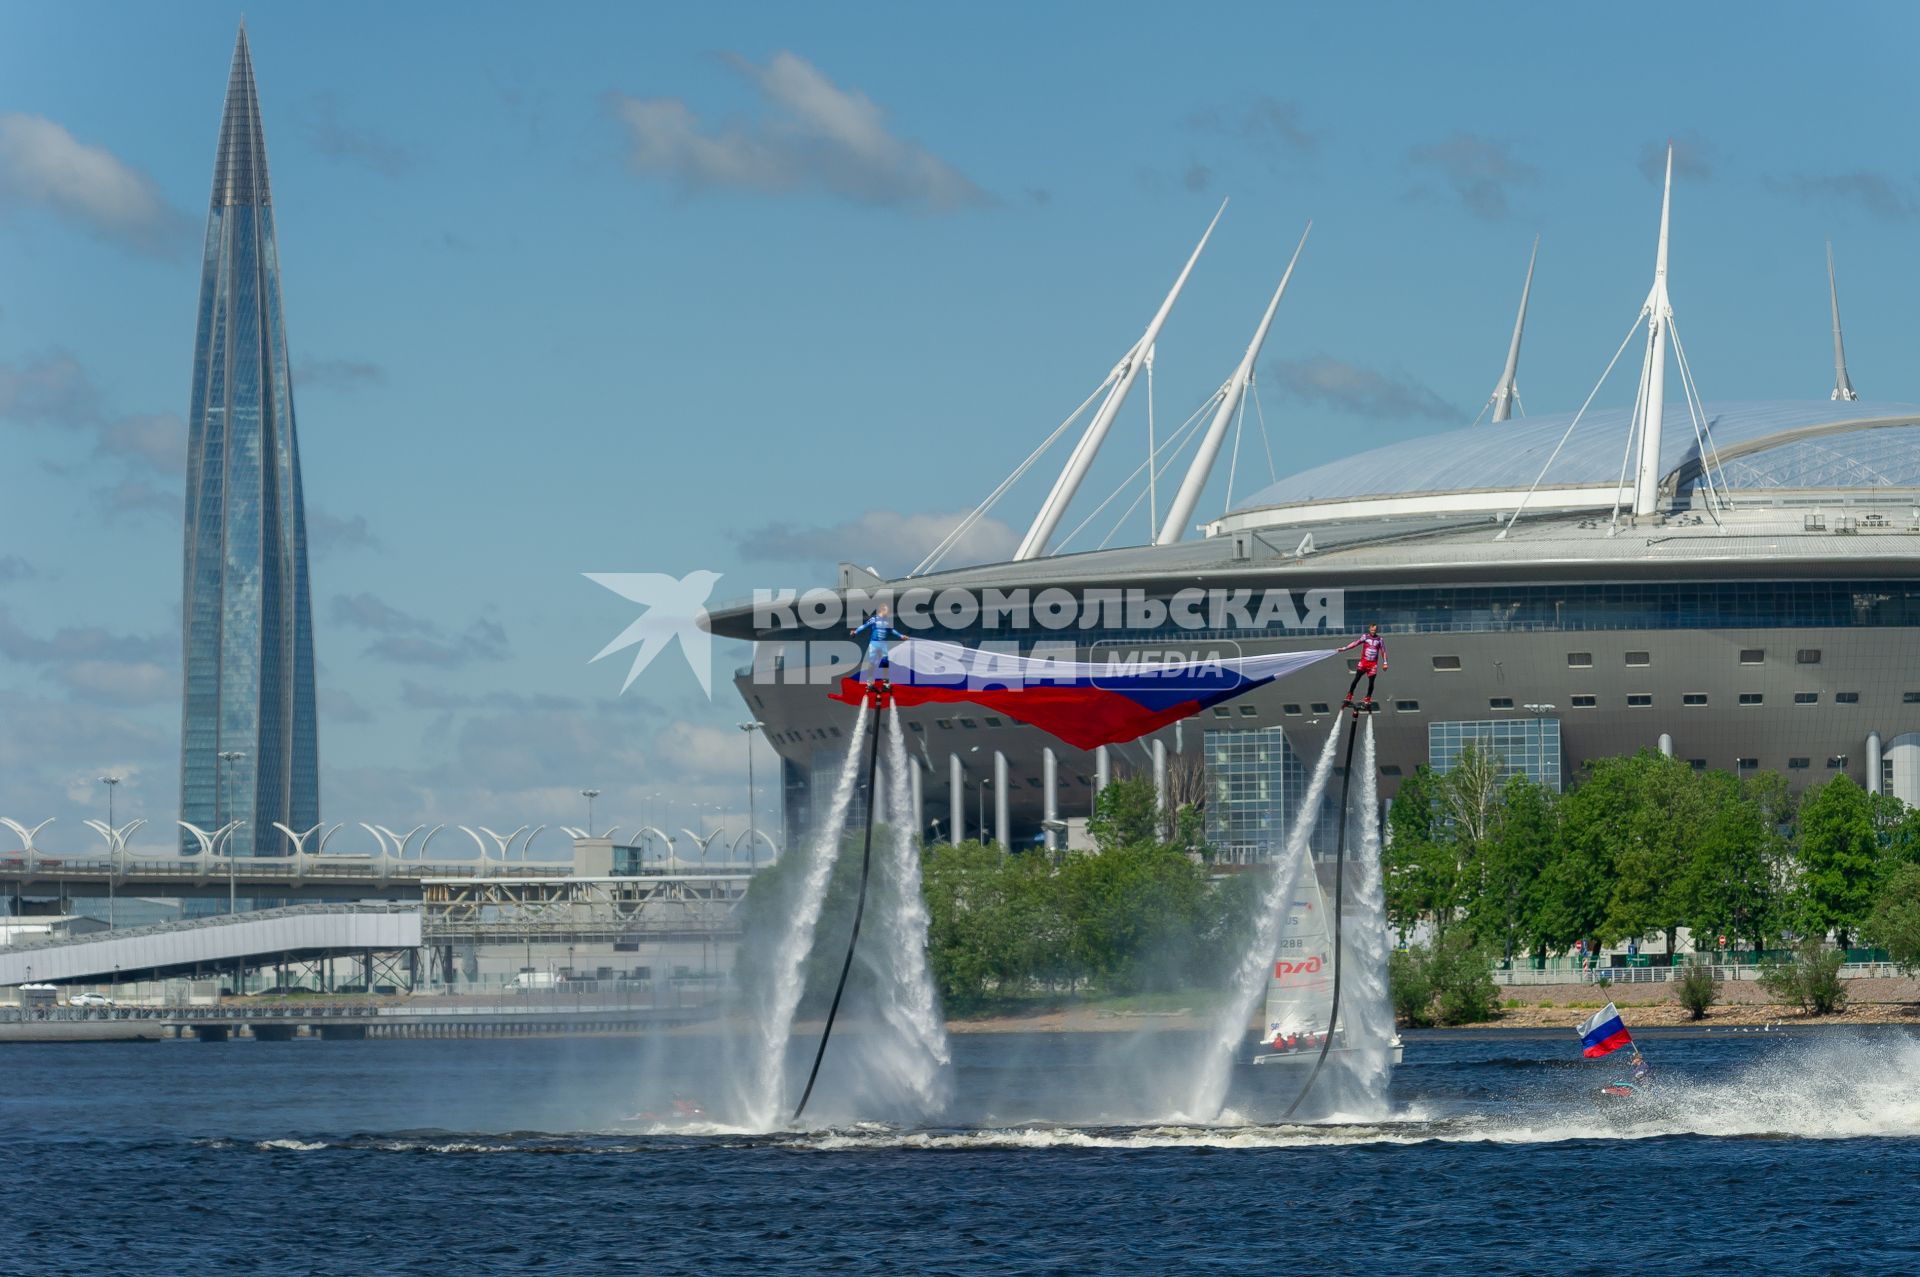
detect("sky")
(4, 0), (1920, 854)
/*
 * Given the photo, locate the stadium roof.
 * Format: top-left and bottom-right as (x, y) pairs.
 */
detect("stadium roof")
(1227, 400), (1920, 518)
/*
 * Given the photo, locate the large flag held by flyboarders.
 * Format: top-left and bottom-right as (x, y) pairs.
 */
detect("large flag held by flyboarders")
(830, 638), (1337, 749)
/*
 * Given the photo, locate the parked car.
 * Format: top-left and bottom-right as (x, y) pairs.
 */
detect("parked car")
(68, 992), (112, 1008)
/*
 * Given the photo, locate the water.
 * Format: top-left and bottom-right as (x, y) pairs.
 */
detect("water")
(739, 707), (871, 1126)
(1323, 715), (1394, 1112)
(10, 1028), (1920, 1274)
(1184, 718), (1341, 1119)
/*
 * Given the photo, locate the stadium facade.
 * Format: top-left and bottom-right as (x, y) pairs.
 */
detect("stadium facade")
(179, 25), (320, 855)
(711, 160), (1920, 858)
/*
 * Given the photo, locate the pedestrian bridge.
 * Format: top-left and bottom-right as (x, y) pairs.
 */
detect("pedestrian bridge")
(0, 904), (422, 986)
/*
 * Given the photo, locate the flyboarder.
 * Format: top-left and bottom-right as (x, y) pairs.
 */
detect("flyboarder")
(1339, 624), (1387, 710)
(851, 605), (900, 688)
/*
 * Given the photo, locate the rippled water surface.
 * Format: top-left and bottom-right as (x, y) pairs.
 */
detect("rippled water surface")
(4, 1026), (1918, 1275)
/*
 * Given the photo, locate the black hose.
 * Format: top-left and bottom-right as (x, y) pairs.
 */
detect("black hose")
(791, 692), (886, 1124)
(1281, 710), (1360, 1121)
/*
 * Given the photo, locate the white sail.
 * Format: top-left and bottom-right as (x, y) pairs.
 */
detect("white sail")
(1262, 866), (1337, 1051)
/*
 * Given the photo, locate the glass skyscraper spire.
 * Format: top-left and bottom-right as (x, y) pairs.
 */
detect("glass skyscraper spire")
(180, 24), (319, 854)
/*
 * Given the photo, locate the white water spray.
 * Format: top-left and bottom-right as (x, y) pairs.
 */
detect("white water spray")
(1324, 717), (1395, 1113)
(745, 707), (872, 1129)
(1184, 720), (1344, 1120)
(846, 708), (953, 1114)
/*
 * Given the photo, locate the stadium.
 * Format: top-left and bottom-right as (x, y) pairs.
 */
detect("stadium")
(708, 160), (1920, 860)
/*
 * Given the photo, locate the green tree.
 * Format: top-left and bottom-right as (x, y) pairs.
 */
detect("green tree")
(1797, 775), (1880, 946)
(1758, 941), (1848, 1015)
(1675, 955), (1719, 1021)
(1677, 770), (1789, 955)
(1088, 776), (1160, 852)
(1462, 773), (1558, 962)
(1864, 862), (1920, 975)
(1383, 764), (1453, 938)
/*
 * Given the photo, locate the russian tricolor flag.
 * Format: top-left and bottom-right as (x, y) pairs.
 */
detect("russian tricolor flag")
(1577, 1002), (1633, 1058)
(830, 639), (1336, 750)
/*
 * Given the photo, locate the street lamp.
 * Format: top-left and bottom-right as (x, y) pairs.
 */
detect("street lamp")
(217, 750), (245, 914)
(580, 788), (601, 839)
(99, 776), (120, 931)
(738, 722), (764, 867)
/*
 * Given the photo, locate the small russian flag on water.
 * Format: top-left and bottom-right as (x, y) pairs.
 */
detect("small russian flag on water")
(1577, 1002), (1633, 1058)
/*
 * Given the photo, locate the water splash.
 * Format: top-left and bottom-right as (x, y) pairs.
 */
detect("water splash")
(838, 708), (952, 1116)
(1321, 716), (1395, 1114)
(742, 707), (872, 1129)
(1182, 719), (1344, 1119)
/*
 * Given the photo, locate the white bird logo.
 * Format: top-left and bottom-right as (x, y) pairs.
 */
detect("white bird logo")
(585, 570), (724, 697)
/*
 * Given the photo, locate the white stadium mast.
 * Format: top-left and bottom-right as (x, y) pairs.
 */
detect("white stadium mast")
(1629, 146), (1676, 518)
(1014, 202), (1225, 561)
(1155, 222), (1311, 546)
(1500, 142), (1728, 540)
(1485, 235), (1538, 424)
(1829, 241), (1859, 401)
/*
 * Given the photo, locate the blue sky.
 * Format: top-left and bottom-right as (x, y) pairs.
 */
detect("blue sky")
(4, 1), (1919, 851)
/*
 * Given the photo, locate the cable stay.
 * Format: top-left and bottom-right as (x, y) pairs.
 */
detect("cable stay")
(1054, 392), (1216, 554)
(910, 378), (1111, 578)
(1498, 311), (1643, 541)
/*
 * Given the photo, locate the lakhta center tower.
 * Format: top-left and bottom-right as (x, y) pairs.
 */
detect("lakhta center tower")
(179, 24), (319, 854)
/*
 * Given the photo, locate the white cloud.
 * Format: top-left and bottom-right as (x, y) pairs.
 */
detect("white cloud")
(606, 51), (992, 212)
(0, 113), (193, 256)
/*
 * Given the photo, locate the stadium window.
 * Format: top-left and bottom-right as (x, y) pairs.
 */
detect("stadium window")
(1835, 691), (1860, 704)
(1489, 697), (1514, 709)
(1238, 705), (1258, 716)
(936, 719), (953, 730)
(1906, 692), (1920, 704)
(1796, 649), (1822, 665)
(909, 721), (924, 733)
(829, 726), (842, 738)
(1026, 778), (1042, 789)
(1311, 703), (1331, 714)
(1828, 755), (1849, 769)
(1571, 694), (1597, 708)
(960, 718), (978, 729)
(1688, 759), (1707, 772)
(1212, 707), (1232, 718)
(1793, 692), (1819, 705)
(1789, 757), (1811, 770)
(985, 716), (1004, 728)
(1739, 649), (1765, 665)
(1282, 704), (1302, 715)
(1683, 693), (1709, 706)
(1076, 775), (1093, 786)
(1737, 758), (1759, 771)
(1738, 693), (1763, 706)
(1381, 765), (1403, 776)
(1567, 652), (1593, 667)
(1394, 700), (1420, 712)
(1627, 693), (1653, 708)
(1625, 651), (1651, 667)
(1431, 655), (1462, 671)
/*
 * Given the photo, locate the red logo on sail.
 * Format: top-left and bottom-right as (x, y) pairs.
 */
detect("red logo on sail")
(1273, 957), (1323, 978)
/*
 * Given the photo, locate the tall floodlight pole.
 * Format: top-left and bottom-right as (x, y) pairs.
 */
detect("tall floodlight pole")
(99, 776), (120, 931)
(1015, 202), (1225, 560)
(738, 721), (763, 866)
(580, 789), (601, 839)
(1157, 223), (1311, 545)
(1631, 145), (1676, 518)
(217, 750), (245, 914)
(1829, 242), (1859, 401)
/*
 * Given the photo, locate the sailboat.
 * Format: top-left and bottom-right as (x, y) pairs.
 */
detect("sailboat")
(1252, 868), (1403, 1067)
